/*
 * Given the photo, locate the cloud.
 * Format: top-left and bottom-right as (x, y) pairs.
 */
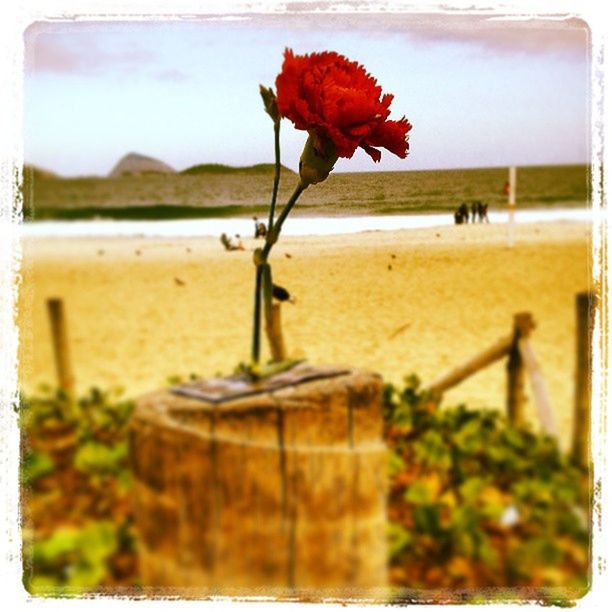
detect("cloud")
(402, 14), (589, 57)
(23, 13), (589, 81)
(24, 25), (157, 76)
(25, 35), (86, 73)
(246, 12), (589, 58)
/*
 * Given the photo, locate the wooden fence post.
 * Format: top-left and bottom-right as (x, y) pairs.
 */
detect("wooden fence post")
(46, 298), (74, 399)
(426, 334), (513, 398)
(265, 302), (287, 362)
(506, 312), (533, 426)
(573, 292), (595, 467)
(507, 166), (516, 248)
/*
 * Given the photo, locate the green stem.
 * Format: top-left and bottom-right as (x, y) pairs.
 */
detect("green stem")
(262, 183), (306, 259)
(251, 264), (263, 365)
(262, 263), (273, 330)
(250, 181), (306, 369)
(252, 120), (281, 368)
(266, 121), (281, 234)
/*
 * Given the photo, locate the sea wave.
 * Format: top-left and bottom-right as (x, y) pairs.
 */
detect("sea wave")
(19, 208), (593, 239)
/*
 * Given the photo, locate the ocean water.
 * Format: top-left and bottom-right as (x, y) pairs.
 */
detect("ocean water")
(19, 208), (592, 239)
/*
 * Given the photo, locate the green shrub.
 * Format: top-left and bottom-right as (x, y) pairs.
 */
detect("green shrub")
(384, 375), (590, 594)
(19, 386), (136, 593)
(19, 377), (591, 597)
(24, 521), (118, 595)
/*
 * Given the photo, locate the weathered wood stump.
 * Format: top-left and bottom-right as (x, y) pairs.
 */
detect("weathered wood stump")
(129, 364), (389, 600)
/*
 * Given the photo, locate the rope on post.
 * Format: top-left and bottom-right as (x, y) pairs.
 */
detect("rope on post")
(518, 336), (558, 437)
(425, 311), (557, 438)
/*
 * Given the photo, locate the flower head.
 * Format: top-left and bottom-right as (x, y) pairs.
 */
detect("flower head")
(275, 48), (411, 163)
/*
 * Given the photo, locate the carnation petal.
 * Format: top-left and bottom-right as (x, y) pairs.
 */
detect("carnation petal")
(275, 48), (411, 163)
(360, 144), (382, 163)
(365, 117), (412, 159)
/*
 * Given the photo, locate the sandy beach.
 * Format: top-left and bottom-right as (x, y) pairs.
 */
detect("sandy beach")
(17, 220), (592, 449)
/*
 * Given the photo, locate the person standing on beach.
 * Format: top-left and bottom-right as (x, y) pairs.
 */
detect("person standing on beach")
(481, 203), (490, 223)
(253, 216), (267, 239)
(471, 201), (478, 223)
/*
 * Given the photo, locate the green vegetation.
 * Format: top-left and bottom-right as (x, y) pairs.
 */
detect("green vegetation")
(20, 387), (137, 595)
(22, 164), (590, 221)
(384, 375), (590, 601)
(28, 203), (275, 221)
(27, 522), (120, 595)
(19, 378), (590, 599)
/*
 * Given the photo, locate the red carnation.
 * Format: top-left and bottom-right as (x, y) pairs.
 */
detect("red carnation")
(275, 48), (411, 163)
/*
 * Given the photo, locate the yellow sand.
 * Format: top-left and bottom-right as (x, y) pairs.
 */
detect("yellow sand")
(17, 221), (592, 449)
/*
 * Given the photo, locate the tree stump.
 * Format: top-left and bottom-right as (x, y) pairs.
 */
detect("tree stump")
(129, 364), (389, 600)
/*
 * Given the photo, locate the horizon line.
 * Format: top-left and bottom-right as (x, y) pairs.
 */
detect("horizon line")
(24, 159), (591, 179)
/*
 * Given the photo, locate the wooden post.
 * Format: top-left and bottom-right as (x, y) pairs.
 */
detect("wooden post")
(426, 334), (513, 397)
(265, 302), (287, 362)
(130, 366), (388, 598)
(506, 312), (533, 426)
(46, 298), (74, 399)
(507, 166), (516, 248)
(573, 292), (595, 467)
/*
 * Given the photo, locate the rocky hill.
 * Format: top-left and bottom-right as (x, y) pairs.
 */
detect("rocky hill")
(109, 152), (176, 177)
(23, 165), (59, 180)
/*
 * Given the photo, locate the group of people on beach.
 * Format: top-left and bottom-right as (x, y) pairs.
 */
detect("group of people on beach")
(454, 201), (489, 225)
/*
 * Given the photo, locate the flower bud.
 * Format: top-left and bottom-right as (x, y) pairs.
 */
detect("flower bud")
(259, 85), (280, 124)
(299, 131), (338, 187)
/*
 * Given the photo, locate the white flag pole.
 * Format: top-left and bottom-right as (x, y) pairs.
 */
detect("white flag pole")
(508, 166), (516, 248)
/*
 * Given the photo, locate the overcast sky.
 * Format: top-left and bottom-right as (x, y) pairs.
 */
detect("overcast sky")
(23, 12), (591, 176)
